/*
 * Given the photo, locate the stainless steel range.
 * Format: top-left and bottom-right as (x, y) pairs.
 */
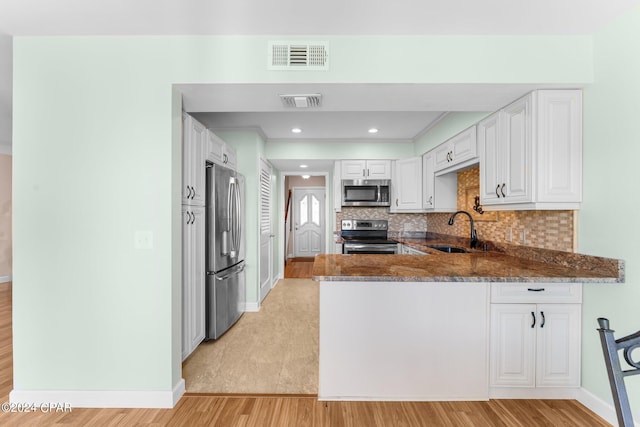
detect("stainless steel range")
(341, 219), (399, 254)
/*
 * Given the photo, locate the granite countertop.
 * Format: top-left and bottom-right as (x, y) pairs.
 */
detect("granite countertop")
(314, 233), (624, 283)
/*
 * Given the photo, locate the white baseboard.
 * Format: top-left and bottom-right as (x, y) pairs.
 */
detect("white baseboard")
(577, 387), (640, 427)
(0, 275), (12, 283)
(489, 387), (580, 399)
(318, 395), (489, 402)
(245, 302), (260, 312)
(9, 379), (185, 408)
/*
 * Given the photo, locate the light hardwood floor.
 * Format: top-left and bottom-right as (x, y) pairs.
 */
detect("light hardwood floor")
(0, 281), (611, 426)
(284, 258), (315, 278)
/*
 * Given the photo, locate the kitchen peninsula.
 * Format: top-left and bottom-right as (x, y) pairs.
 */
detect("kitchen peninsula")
(312, 239), (623, 401)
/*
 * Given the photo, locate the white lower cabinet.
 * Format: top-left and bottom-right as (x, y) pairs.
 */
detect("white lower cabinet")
(489, 283), (581, 395)
(182, 205), (206, 361)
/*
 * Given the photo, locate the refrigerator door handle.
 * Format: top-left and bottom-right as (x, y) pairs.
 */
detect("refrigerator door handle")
(212, 261), (246, 281)
(234, 180), (241, 255)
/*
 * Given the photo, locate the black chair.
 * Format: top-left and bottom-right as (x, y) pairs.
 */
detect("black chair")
(597, 318), (640, 427)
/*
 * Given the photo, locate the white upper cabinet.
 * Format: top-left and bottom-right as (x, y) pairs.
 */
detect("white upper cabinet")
(333, 161), (342, 213)
(391, 157), (423, 212)
(433, 126), (478, 172)
(422, 151), (457, 212)
(479, 90), (582, 210)
(182, 113), (206, 207)
(341, 160), (391, 180)
(206, 130), (237, 170)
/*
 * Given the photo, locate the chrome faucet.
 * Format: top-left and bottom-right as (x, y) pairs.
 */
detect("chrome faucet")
(448, 210), (478, 249)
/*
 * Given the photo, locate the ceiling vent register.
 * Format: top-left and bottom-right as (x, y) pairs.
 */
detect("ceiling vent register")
(279, 94), (322, 108)
(268, 41), (329, 70)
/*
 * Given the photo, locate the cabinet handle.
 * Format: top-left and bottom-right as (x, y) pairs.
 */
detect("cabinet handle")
(540, 311), (545, 328)
(367, 168), (370, 177)
(186, 186), (191, 199)
(191, 186), (195, 199)
(495, 184), (501, 198)
(527, 288), (545, 292)
(186, 211), (192, 225)
(363, 169), (366, 177)
(531, 311), (536, 328)
(223, 154), (228, 163)
(190, 211), (194, 224)
(396, 198), (399, 207)
(428, 196), (433, 205)
(500, 183), (506, 197)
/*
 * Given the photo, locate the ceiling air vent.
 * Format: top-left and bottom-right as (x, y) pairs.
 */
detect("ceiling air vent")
(279, 94), (322, 108)
(268, 41), (329, 71)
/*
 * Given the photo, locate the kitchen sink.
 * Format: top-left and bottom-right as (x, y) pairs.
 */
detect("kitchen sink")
(426, 245), (469, 254)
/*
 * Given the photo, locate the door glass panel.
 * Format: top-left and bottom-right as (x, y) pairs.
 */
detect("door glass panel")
(300, 195), (308, 225)
(312, 195), (320, 226)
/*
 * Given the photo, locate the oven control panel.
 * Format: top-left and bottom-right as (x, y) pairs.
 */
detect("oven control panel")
(341, 219), (388, 231)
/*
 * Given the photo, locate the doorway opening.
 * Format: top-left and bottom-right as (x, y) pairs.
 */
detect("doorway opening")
(283, 175), (327, 278)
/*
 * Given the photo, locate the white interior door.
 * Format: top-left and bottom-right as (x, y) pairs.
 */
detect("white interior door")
(293, 187), (325, 257)
(259, 158), (273, 303)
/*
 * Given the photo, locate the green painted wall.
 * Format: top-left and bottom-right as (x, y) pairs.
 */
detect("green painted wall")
(11, 34), (594, 396)
(580, 6), (640, 410)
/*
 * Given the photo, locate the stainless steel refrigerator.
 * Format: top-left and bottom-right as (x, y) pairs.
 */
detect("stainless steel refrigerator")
(205, 163), (246, 340)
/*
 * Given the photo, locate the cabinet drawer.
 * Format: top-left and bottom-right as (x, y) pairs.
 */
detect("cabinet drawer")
(491, 282), (582, 304)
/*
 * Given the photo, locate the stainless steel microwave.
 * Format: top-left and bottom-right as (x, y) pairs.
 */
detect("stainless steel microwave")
(341, 179), (391, 207)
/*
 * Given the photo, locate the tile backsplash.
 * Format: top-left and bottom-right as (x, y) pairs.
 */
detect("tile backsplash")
(427, 167), (575, 252)
(335, 166), (575, 252)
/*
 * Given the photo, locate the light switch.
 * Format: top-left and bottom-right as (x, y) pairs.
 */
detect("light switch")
(134, 231), (154, 249)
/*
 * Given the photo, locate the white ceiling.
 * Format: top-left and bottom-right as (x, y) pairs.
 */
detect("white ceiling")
(1, 0), (639, 161)
(0, 0), (638, 36)
(182, 83), (575, 142)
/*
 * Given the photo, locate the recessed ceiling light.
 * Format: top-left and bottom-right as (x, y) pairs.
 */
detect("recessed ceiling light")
(291, 127), (302, 133)
(368, 128), (379, 134)
(300, 164), (308, 168)
(302, 175), (311, 179)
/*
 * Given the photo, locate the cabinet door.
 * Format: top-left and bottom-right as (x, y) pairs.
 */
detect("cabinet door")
(478, 112), (502, 205)
(183, 115), (206, 206)
(333, 161), (342, 213)
(392, 157), (422, 211)
(206, 130), (225, 165)
(536, 304), (581, 387)
(190, 206), (206, 351)
(181, 206), (193, 361)
(341, 160), (367, 179)
(536, 90), (583, 203)
(490, 304), (536, 387)
(182, 114), (194, 205)
(182, 206), (206, 360)
(503, 95), (532, 203)
(223, 144), (237, 170)
(450, 126), (477, 165)
(422, 152), (435, 209)
(366, 160), (391, 179)
(433, 142), (453, 171)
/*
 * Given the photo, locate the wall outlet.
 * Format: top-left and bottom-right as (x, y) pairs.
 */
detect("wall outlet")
(134, 231), (154, 250)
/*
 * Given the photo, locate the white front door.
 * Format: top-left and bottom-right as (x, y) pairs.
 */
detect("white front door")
(293, 187), (325, 257)
(259, 158), (273, 303)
